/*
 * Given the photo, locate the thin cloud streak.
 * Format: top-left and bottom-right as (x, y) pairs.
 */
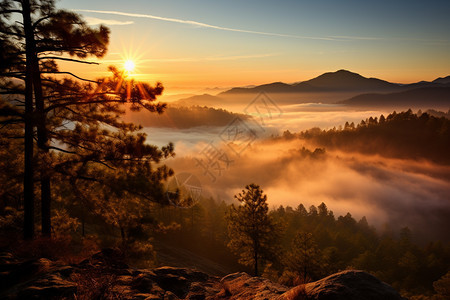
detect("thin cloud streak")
(330, 35), (383, 41)
(75, 9), (341, 41)
(84, 16), (134, 26)
(76, 10), (448, 44)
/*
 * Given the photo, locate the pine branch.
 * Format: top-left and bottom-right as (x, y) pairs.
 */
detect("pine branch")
(0, 9), (22, 14)
(0, 71), (25, 76)
(92, 159), (115, 170)
(0, 118), (23, 125)
(45, 98), (123, 112)
(38, 56), (99, 65)
(36, 46), (89, 54)
(47, 146), (76, 154)
(0, 29), (25, 38)
(40, 71), (98, 83)
(32, 14), (52, 28)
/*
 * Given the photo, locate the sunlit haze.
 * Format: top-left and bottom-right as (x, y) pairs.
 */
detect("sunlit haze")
(124, 60), (135, 72)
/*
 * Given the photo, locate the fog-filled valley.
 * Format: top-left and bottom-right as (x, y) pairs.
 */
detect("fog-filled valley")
(126, 71), (450, 244)
(138, 105), (450, 242)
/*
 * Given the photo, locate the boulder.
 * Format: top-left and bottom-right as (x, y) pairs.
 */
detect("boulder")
(280, 270), (407, 300)
(16, 273), (77, 299)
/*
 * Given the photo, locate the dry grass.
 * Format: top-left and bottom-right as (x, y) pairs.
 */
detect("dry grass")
(10, 234), (100, 264)
(281, 284), (309, 300)
(71, 268), (124, 300)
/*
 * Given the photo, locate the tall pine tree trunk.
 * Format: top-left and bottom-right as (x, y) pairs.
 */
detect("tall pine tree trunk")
(32, 60), (51, 237)
(25, 0), (52, 237)
(22, 0), (35, 240)
(22, 0), (52, 238)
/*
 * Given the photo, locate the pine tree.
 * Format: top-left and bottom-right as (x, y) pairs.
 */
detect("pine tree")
(226, 184), (279, 276)
(285, 231), (322, 283)
(0, 0), (172, 239)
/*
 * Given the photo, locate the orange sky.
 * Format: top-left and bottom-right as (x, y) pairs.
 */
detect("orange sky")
(59, 0), (450, 95)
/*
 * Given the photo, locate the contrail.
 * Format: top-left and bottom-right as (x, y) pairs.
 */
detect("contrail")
(75, 9), (338, 41)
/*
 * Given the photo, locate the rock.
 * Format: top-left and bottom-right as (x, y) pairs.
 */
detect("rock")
(16, 273), (77, 299)
(220, 272), (288, 299)
(164, 291), (180, 300)
(132, 272), (165, 296)
(151, 267), (217, 299)
(0, 257), (62, 295)
(154, 273), (189, 298)
(280, 270), (407, 300)
(0, 250), (406, 300)
(131, 293), (158, 300)
(0, 252), (16, 265)
(79, 247), (129, 270)
(153, 267), (211, 283)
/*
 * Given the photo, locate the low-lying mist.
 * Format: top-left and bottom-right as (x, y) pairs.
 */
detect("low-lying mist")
(166, 137), (450, 242)
(129, 104), (450, 242)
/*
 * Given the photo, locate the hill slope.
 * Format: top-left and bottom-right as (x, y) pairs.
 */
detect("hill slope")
(172, 94), (225, 107)
(123, 105), (250, 128)
(340, 87), (450, 108)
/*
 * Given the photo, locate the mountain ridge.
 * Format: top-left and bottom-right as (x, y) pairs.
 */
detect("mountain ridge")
(171, 70), (450, 108)
(220, 69), (450, 95)
(339, 86), (450, 108)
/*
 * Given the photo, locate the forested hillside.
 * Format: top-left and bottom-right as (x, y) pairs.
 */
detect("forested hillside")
(123, 105), (250, 128)
(152, 197), (450, 298)
(281, 110), (450, 164)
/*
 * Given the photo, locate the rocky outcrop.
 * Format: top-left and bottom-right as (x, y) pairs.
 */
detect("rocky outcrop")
(0, 249), (406, 300)
(219, 272), (288, 299)
(0, 252), (76, 299)
(280, 270), (407, 300)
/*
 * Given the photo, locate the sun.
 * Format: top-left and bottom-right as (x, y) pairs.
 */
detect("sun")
(124, 60), (135, 72)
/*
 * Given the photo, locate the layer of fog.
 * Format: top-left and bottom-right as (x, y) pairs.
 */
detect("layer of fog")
(164, 137), (450, 241)
(135, 103), (450, 242)
(141, 105), (391, 149)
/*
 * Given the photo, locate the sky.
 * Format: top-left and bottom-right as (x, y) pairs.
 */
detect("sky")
(59, 0), (450, 94)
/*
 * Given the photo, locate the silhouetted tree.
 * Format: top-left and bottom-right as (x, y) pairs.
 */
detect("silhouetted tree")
(0, 0), (172, 239)
(285, 231), (322, 283)
(226, 184), (280, 276)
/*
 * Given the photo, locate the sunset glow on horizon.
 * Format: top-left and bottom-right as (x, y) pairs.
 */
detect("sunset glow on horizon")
(59, 0), (450, 94)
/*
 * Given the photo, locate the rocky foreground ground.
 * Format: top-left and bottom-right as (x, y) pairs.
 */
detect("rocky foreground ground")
(0, 248), (406, 300)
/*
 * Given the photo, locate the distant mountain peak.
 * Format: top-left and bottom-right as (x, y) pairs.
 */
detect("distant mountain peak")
(335, 69), (360, 75)
(433, 75), (450, 84)
(299, 69), (395, 91)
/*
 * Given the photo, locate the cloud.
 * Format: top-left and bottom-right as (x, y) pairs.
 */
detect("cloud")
(84, 16), (134, 26)
(330, 35), (383, 41)
(75, 9), (343, 41)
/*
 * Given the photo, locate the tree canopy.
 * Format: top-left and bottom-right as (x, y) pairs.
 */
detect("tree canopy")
(0, 0), (173, 239)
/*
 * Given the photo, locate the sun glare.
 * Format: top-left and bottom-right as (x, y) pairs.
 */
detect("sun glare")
(124, 60), (135, 72)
